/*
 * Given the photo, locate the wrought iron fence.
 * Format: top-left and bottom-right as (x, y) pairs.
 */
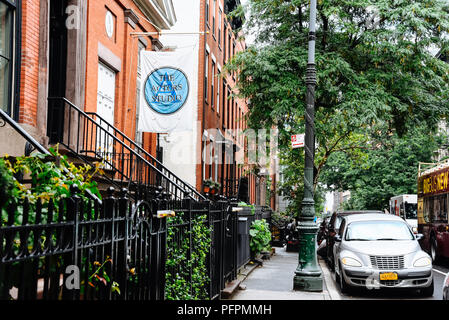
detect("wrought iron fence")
(0, 186), (271, 300)
(0, 186), (167, 300)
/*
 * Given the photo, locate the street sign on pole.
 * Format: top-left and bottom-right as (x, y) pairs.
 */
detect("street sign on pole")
(291, 134), (305, 149)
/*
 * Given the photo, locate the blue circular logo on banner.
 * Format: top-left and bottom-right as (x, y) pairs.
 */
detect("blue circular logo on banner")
(144, 67), (189, 115)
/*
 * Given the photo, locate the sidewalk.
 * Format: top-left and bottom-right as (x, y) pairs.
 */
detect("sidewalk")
(229, 246), (341, 300)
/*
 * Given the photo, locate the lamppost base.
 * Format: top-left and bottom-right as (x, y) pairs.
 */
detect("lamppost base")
(293, 274), (323, 292)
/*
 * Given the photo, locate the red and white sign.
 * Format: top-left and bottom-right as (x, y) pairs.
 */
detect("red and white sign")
(291, 134), (305, 149)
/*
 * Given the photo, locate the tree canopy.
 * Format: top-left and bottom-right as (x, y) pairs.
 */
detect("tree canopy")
(225, 0), (449, 213)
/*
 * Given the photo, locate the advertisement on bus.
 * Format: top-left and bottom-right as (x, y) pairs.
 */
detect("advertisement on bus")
(417, 163), (449, 262)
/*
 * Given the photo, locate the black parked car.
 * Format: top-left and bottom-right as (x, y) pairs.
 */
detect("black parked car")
(326, 210), (383, 270)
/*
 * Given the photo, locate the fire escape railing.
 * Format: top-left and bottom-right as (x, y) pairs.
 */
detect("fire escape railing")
(47, 97), (205, 201)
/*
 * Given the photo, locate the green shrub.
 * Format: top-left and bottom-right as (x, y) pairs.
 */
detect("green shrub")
(237, 201), (255, 215)
(249, 219), (272, 256)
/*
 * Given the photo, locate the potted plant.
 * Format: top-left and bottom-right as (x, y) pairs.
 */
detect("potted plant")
(209, 181), (218, 195)
(203, 179), (213, 194)
(212, 181), (221, 195)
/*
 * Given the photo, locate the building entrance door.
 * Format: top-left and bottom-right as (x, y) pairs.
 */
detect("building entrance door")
(96, 62), (116, 163)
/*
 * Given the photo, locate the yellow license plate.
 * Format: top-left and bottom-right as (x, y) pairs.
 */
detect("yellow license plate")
(379, 272), (398, 281)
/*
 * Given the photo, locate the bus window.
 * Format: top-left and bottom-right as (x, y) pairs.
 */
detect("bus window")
(438, 194), (447, 222)
(427, 194), (449, 222)
(423, 196), (432, 223)
(433, 196), (440, 222)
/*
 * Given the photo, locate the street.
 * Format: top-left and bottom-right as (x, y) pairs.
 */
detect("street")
(324, 258), (449, 300)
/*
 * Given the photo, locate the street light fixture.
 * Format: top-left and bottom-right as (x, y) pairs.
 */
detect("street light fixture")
(293, 0), (323, 292)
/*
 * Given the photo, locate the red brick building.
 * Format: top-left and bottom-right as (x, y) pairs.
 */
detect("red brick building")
(1, 0), (267, 204)
(1, 0), (175, 161)
(158, 0), (268, 204)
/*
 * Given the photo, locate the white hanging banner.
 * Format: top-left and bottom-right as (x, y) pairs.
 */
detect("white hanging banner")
(138, 49), (194, 133)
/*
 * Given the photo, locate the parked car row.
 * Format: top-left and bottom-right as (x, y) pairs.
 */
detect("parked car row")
(318, 211), (436, 297)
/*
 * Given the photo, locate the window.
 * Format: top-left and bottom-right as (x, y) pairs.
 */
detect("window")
(205, 0), (209, 28)
(216, 72), (220, 114)
(223, 26), (227, 61)
(218, 10), (222, 48)
(231, 98), (234, 129)
(211, 61), (215, 108)
(212, 0), (216, 38)
(0, 1), (14, 115)
(232, 41), (236, 79)
(423, 195), (448, 223)
(227, 86), (231, 128)
(345, 221), (414, 241)
(222, 80), (226, 126)
(228, 33), (231, 61)
(204, 52), (209, 101)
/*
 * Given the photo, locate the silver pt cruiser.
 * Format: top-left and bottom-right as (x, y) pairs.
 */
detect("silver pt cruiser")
(333, 213), (433, 296)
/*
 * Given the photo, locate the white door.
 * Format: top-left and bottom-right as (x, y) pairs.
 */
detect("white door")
(96, 62), (116, 159)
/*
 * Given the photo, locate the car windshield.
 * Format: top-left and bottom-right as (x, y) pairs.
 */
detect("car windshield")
(345, 220), (414, 241)
(405, 203), (417, 220)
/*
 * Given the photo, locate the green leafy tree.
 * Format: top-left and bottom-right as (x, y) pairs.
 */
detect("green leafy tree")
(225, 0), (449, 213)
(321, 127), (443, 210)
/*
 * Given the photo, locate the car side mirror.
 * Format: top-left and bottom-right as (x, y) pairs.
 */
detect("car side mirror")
(415, 233), (423, 241)
(334, 234), (342, 242)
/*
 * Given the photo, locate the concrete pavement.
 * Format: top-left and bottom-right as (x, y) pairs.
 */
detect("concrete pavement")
(229, 246), (340, 300)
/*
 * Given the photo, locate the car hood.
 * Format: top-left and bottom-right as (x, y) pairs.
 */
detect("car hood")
(343, 240), (420, 256)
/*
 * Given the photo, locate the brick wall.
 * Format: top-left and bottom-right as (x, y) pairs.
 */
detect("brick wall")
(18, 0), (40, 127)
(85, 0), (161, 156)
(197, 0), (255, 199)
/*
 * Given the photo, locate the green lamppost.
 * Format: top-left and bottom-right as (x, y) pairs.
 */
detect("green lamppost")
(293, 0), (323, 292)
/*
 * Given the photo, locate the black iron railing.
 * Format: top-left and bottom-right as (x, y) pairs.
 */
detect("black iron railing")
(0, 187), (272, 300)
(47, 97), (205, 201)
(223, 178), (239, 200)
(0, 186), (166, 300)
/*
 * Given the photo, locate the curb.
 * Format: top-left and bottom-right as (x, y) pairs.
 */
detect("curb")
(319, 257), (342, 300)
(221, 259), (263, 299)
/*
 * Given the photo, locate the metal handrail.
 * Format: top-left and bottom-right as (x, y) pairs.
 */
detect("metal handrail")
(84, 110), (203, 199)
(47, 97), (205, 201)
(0, 109), (50, 155)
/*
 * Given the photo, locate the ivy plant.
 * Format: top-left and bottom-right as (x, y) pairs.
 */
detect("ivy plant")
(165, 212), (212, 300)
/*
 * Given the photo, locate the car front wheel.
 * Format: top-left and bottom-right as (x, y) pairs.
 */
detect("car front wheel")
(337, 263), (351, 294)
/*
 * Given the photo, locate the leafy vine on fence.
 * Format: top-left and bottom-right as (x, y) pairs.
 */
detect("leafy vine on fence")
(165, 212), (212, 300)
(1, 145), (104, 225)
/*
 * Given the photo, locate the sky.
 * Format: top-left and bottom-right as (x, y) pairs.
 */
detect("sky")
(239, 0), (255, 45)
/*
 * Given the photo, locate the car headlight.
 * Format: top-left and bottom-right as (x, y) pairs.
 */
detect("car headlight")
(341, 257), (362, 267)
(413, 257), (431, 267)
